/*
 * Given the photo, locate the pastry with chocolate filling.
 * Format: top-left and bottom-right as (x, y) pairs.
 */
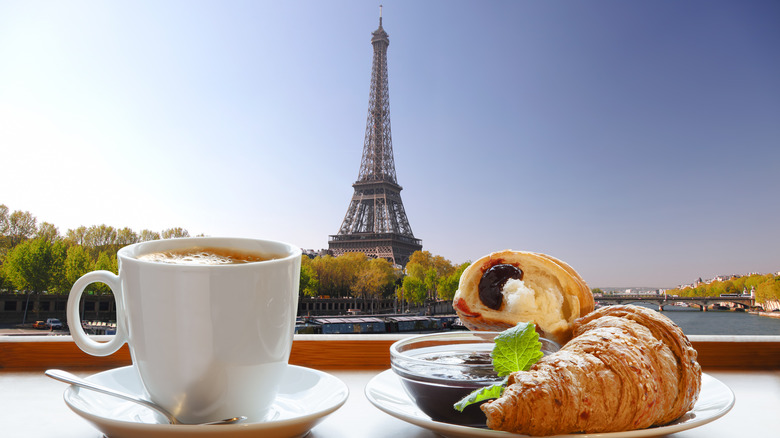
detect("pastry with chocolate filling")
(481, 305), (702, 435)
(452, 250), (593, 344)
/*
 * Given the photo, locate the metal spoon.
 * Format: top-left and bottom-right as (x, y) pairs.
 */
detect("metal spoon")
(45, 369), (246, 425)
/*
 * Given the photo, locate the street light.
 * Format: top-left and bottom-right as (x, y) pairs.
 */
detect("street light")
(21, 290), (37, 326)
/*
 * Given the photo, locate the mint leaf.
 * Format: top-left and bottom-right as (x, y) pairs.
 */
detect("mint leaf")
(453, 377), (508, 412)
(452, 322), (543, 412)
(492, 322), (544, 376)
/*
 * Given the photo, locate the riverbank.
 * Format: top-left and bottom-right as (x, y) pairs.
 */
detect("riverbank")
(752, 310), (780, 319)
(749, 298), (780, 319)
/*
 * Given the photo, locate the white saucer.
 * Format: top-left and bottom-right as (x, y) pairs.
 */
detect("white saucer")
(365, 370), (734, 438)
(62, 365), (348, 438)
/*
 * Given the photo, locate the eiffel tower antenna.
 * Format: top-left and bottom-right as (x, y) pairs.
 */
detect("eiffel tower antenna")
(328, 9), (422, 266)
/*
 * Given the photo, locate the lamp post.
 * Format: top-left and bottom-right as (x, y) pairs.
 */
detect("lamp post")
(21, 290), (36, 326)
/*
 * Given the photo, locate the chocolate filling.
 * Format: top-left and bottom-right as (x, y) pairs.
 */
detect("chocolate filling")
(478, 264), (524, 310)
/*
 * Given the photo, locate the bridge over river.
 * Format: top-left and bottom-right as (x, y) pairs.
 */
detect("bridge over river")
(596, 295), (756, 311)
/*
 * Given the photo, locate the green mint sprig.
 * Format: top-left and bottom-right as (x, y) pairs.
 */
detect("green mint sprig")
(453, 378), (508, 411)
(453, 322), (543, 412)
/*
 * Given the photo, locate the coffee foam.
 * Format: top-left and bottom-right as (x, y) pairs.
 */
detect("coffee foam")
(137, 246), (277, 265)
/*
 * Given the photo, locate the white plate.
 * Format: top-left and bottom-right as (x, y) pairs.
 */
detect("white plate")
(62, 365), (348, 438)
(365, 370), (734, 438)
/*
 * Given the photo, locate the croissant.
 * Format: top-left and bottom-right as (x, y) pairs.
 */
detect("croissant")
(481, 305), (702, 435)
(453, 250), (594, 344)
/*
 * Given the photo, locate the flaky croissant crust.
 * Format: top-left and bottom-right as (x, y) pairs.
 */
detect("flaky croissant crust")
(481, 305), (702, 435)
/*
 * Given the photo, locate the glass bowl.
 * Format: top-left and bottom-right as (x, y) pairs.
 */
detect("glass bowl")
(389, 331), (560, 426)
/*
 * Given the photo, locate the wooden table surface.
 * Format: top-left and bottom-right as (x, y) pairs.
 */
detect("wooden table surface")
(2, 367), (778, 438)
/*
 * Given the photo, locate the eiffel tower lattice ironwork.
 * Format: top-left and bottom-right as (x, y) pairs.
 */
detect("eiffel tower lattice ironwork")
(328, 11), (422, 266)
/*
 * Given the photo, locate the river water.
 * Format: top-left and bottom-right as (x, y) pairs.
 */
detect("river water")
(639, 305), (780, 336)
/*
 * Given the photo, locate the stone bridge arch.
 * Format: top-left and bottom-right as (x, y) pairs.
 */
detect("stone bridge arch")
(595, 295), (756, 312)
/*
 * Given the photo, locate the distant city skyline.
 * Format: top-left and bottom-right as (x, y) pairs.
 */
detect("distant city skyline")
(1, 1), (778, 288)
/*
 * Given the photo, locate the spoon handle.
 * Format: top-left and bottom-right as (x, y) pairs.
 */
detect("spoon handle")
(45, 369), (178, 424)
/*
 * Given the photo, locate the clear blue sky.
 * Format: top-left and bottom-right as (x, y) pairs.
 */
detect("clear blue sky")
(1, 1), (778, 288)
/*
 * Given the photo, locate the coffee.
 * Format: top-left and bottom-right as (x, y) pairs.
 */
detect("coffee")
(138, 246), (281, 265)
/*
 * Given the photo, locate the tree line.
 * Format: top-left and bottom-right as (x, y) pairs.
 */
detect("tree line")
(0, 204), (191, 295)
(0, 204), (469, 305)
(301, 250), (470, 305)
(663, 273), (780, 304)
(8, 202), (774, 306)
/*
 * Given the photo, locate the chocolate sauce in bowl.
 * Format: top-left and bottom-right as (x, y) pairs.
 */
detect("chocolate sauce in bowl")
(391, 336), (560, 426)
(401, 376), (493, 425)
(394, 347), (500, 425)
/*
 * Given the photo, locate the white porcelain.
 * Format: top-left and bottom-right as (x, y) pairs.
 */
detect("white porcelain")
(63, 365), (348, 438)
(365, 370), (735, 438)
(67, 237), (302, 424)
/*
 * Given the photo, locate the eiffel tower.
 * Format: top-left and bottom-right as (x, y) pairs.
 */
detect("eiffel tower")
(328, 9), (422, 266)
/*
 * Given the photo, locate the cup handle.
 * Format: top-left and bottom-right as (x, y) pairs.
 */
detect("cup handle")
(67, 271), (128, 357)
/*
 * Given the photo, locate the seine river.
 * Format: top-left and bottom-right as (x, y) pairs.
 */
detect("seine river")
(642, 305), (780, 336)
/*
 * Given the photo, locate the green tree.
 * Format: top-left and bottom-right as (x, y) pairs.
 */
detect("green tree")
(309, 255), (336, 296)
(405, 262), (437, 300)
(437, 262), (470, 301)
(299, 257), (320, 297)
(400, 276), (426, 305)
(408, 251), (456, 277)
(424, 268), (438, 299)
(731, 276), (747, 294)
(47, 240), (69, 294)
(756, 276), (780, 302)
(91, 251), (118, 294)
(95, 251), (117, 273)
(406, 262), (425, 280)
(2, 237), (63, 293)
(708, 281), (725, 297)
(405, 250), (456, 301)
(745, 274), (771, 292)
(722, 280), (737, 295)
(64, 245), (94, 292)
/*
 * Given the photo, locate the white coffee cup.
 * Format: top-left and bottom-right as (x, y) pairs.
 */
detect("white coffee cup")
(67, 237), (302, 424)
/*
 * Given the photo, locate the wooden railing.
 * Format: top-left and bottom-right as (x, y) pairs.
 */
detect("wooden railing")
(1, 335), (779, 370)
